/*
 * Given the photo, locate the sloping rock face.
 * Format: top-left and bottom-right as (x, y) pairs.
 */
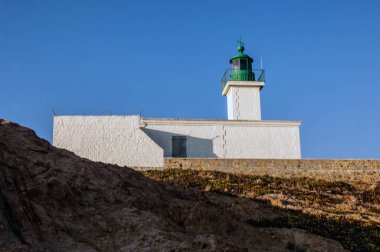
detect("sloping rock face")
(0, 119), (346, 251)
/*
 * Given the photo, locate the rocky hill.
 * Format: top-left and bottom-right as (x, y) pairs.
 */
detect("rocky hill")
(0, 119), (374, 251)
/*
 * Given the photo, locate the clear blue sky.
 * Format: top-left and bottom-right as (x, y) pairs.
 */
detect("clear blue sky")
(1, 0), (380, 158)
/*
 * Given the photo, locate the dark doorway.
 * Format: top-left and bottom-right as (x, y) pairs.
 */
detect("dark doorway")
(172, 136), (187, 157)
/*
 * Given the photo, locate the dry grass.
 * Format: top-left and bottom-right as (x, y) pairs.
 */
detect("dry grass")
(143, 169), (380, 251)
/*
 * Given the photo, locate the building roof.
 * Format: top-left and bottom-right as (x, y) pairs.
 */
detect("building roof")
(141, 117), (302, 127)
(54, 115), (301, 127)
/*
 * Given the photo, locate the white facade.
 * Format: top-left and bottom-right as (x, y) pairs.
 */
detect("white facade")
(223, 81), (264, 120)
(53, 115), (301, 168)
(141, 118), (301, 159)
(53, 116), (164, 167)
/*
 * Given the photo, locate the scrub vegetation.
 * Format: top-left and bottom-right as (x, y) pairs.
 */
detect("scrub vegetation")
(144, 169), (380, 251)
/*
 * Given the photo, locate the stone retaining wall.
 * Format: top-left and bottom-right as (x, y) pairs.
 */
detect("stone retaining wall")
(162, 159), (380, 186)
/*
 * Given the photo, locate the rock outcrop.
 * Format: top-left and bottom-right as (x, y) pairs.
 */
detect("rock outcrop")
(0, 119), (347, 251)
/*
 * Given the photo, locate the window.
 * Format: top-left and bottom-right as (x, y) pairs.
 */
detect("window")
(232, 60), (239, 70)
(240, 59), (247, 70)
(172, 136), (187, 157)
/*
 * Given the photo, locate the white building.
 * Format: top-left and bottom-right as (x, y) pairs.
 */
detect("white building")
(53, 43), (302, 168)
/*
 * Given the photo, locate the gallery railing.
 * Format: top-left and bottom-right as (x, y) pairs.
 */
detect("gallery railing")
(221, 69), (265, 91)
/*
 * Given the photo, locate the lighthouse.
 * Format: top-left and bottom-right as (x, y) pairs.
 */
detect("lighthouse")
(53, 41), (301, 167)
(221, 41), (265, 120)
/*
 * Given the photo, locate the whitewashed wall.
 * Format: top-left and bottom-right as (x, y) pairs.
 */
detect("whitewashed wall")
(224, 125), (300, 158)
(53, 116), (301, 168)
(141, 119), (301, 159)
(53, 116), (164, 167)
(227, 87), (261, 120)
(223, 81), (264, 120)
(141, 122), (224, 158)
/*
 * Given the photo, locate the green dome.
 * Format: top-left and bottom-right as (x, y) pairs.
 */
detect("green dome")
(229, 44), (253, 63)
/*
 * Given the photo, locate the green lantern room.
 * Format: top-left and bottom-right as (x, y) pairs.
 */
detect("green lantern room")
(230, 43), (255, 81)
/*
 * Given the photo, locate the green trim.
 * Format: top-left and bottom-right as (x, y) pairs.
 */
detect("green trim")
(230, 41), (254, 63)
(229, 53), (253, 63)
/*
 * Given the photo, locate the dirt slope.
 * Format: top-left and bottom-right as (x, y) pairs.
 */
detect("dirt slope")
(0, 119), (348, 251)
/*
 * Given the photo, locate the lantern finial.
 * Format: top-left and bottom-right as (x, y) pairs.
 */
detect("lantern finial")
(237, 37), (245, 53)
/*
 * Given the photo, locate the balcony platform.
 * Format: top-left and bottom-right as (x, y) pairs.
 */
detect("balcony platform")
(222, 80), (264, 96)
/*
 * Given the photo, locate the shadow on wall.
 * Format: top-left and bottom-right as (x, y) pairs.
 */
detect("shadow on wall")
(141, 128), (218, 158)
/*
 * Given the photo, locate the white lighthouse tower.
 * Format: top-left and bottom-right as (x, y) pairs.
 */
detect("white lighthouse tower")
(221, 41), (265, 120)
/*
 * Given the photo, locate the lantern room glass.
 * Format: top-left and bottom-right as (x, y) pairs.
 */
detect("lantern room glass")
(232, 60), (239, 70)
(240, 59), (247, 70)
